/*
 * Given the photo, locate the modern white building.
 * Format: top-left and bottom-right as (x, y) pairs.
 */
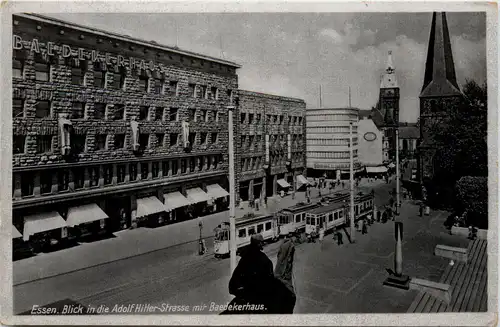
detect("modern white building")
(306, 108), (362, 179)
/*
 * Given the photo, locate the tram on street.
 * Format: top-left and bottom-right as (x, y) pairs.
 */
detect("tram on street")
(213, 214), (278, 258)
(276, 202), (320, 236)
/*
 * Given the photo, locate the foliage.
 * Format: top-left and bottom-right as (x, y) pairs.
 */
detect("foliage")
(455, 176), (488, 229)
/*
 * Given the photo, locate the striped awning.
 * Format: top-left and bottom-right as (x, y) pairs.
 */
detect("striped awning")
(66, 203), (109, 227)
(136, 196), (165, 218)
(164, 191), (191, 211)
(23, 211), (66, 241)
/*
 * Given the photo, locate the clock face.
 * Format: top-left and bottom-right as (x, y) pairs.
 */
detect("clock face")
(384, 89), (395, 96)
(364, 132), (377, 142)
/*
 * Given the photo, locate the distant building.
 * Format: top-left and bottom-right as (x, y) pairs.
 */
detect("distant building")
(357, 116), (384, 167)
(306, 107), (361, 179)
(398, 123), (419, 159)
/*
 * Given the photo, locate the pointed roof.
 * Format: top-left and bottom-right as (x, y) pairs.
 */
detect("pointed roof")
(380, 51), (398, 89)
(420, 12), (462, 97)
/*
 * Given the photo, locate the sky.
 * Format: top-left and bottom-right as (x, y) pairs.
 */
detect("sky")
(47, 12), (486, 122)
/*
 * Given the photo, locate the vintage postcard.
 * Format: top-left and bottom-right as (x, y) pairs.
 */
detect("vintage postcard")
(0, 0), (497, 325)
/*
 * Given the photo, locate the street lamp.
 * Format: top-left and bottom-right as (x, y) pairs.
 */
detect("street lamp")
(349, 122), (356, 243)
(396, 128), (400, 216)
(227, 105), (237, 274)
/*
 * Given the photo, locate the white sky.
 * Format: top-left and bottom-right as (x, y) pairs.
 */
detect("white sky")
(47, 12), (486, 122)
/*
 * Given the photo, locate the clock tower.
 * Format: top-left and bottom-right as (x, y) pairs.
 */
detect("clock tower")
(418, 12), (462, 184)
(379, 50), (400, 161)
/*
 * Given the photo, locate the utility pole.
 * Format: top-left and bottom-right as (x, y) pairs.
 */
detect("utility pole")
(319, 85), (322, 108)
(348, 87), (351, 108)
(228, 105), (237, 273)
(349, 122), (355, 243)
(396, 128), (400, 216)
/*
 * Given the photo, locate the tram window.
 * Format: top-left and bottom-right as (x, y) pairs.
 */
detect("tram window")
(328, 214), (333, 222)
(248, 227), (256, 235)
(295, 214), (300, 223)
(339, 211), (344, 218)
(257, 224), (264, 233)
(311, 218), (315, 225)
(306, 217), (310, 224)
(265, 222), (272, 231)
(334, 212), (338, 220)
(238, 229), (246, 238)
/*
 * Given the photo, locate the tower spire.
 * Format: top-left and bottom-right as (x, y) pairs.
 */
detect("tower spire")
(420, 12), (461, 97)
(380, 50), (398, 88)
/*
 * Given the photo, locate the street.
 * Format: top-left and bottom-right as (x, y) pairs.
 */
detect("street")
(14, 179), (437, 315)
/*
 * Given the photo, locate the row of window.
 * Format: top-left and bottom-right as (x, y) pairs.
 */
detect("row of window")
(240, 134), (304, 149)
(240, 113), (303, 126)
(240, 152), (304, 172)
(306, 138), (359, 146)
(238, 221), (273, 238)
(308, 150), (359, 159)
(13, 131), (219, 155)
(307, 126), (358, 133)
(14, 155), (224, 198)
(306, 114), (358, 122)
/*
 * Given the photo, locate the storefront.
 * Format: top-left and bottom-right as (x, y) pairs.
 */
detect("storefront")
(22, 211), (68, 252)
(205, 183), (230, 213)
(163, 191), (191, 222)
(135, 196), (166, 227)
(185, 187), (212, 218)
(65, 203), (109, 240)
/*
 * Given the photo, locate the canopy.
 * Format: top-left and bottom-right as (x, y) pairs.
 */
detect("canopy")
(277, 179), (291, 188)
(164, 191), (191, 211)
(296, 175), (309, 189)
(340, 168), (365, 174)
(12, 225), (22, 239)
(205, 184), (229, 200)
(186, 187), (211, 204)
(66, 203), (109, 227)
(136, 196), (165, 218)
(388, 163), (396, 168)
(366, 166), (388, 174)
(23, 211), (66, 241)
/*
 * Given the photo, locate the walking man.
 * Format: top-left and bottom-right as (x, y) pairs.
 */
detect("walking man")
(362, 220), (368, 235)
(274, 234), (297, 313)
(336, 230), (343, 245)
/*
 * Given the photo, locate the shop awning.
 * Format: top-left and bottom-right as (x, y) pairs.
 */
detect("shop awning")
(388, 163), (396, 168)
(164, 191), (191, 211)
(340, 168), (365, 174)
(66, 203), (109, 227)
(296, 175), (309, 189)
(277, 179), (291, 188)
(136, 196), (165, 218)
(12, 225), (22, 239)
(366, 166), (388, 174)
(186, 187), (211, 204)
(206, 184), (230, 200)
(23, 211), (66, 241)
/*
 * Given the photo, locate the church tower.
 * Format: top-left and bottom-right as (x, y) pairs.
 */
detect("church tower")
(418, 12), (463, 183)
(379, 50), (400, 161)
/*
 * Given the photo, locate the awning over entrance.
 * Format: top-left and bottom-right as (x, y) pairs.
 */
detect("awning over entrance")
(340, 168), (365, 174)
(296, 175), (309, 189)
(277, 179), (291, 188)
(66, 203), (109, 227)
(164, 191), (191, 211)
(206, 184), (230, 200)
(136, 196), (165, 218)
(23, 211), (66, 241)
(366, 166), (388, 174)
(12, 225), (22, 239)
(186, 187), (211, 204)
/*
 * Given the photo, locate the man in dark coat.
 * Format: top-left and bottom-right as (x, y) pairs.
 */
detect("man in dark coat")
(273, 234), (297, 313)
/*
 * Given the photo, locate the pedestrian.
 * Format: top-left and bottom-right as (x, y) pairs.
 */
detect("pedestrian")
(367, 213), (372, 225)
(419, 202), (424, 217)
(255, 198), (260, 211)
(273, 234), (297, 313)
(362, 220), (368, 235)
(225, 234), (274, 314)
(336, 230), (343, 245)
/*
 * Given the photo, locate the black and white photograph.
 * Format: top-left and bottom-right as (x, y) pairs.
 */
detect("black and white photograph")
(1, 1), (497, 325)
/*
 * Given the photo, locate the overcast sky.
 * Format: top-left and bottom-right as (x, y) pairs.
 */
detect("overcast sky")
(47, 12), (486, 122)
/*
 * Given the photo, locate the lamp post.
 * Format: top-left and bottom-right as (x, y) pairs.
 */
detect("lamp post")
(228, 105), (237, 274)
(396, 128), (400, 216)
(349, 122), (356, 243)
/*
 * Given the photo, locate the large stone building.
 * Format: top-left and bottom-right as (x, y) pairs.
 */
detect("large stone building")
(237, 90), (307, 202)
(11, 13), (240, 242)
(306, 107), (361, 179)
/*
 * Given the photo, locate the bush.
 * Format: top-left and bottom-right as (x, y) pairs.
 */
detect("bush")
(455, 176), (488, 229)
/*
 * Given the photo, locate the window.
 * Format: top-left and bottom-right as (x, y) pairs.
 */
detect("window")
(154, 78), (163, 94)
(188, 84), (196, 97)
(200, 132), (208, 145)
(265, 222), (272, 231)
(256, 114), (261, 123)
(167, 81), (178, 96)
(200, 85), (208, 99)
(169, 108), (178, 121)
(13, 99), (24, 118)
(117, 165), (126, 184)
(37, 135), (52, 153)
(152, 162), (159, 178)
(35, 100), (51, 118)
(73, 168), (84, 190)
(35, 62), (50, 81)
(94, 103), (106, 119)
(211, 132), (218, 144)
(162, 161), (169, 176)
(241, 113), (246, 124)
(181, 159), (187, 174)
(21, 172), (34, 197)
(103, 165), (113, 185)
(189, 157), (195, 172)
(238, 229), (247, 238)
(249, 135), (255, 148)
(95, 134), (107, 150)
(113, 104), (125, 120)
(248, 226), (256, 236)
(215, 111), (220, 122)
(155, 107), (164, 121)
(171, 160), (178, 175)
(129, 164), (137, 181)
(189, 132), (196, 146)
(248, 113), (254, 124)
(40, 172), (52, 194)
(13, 135), (25, 154)
(139, 106), (149, 121)
(202, 110), (208, 122)
(141, 163), (149, 180)
(227, 89), (233, 104)
(112, 72), (125, 90)
(279, 115), (284, 124)
(156, 133), (165, 147)
(257, 224), (264, 233)
(139, 75), (149, 92)
(71, 102), (85, 119)
(89, 166), (99, 187)
(139, 134), (149, 150)
(93, 67), (105, 88)
(13, 58), (24, 78)
(170, 133), (178, 146)
(210, 87), (218, 100)
(72, 134), (86, 153)
(206, 155), (211, 170)
(198, 156), (204, 171)
(71, 66), (85, 85)
(114, 134), (125, 149)
(189, 109), (196, 122)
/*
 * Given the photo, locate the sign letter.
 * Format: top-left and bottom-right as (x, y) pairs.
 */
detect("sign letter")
(13, 35), (23, 50)
(78, 48), (85, 60)
(117, 55), (125, 67)
(62, 45), (72, 58)
(30, 38), (40, 53)
(47, 42), (54, 56)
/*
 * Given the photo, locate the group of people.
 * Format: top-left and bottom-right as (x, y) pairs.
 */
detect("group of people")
(223, 233), (297, 314)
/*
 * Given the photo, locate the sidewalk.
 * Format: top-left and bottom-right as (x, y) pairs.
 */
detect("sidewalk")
(13, 178), (389, 285)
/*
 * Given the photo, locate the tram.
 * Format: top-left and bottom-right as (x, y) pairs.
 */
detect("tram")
(276, 202), (320, 236)
(213, 214), (278, 258)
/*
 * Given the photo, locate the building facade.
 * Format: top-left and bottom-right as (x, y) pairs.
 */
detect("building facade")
(306, 108), (361, 179)
(12, 14), (240, 244)
(357, 116), (384, 167)
(237, 90), (307, 202)
(398, 123), (419, 159)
